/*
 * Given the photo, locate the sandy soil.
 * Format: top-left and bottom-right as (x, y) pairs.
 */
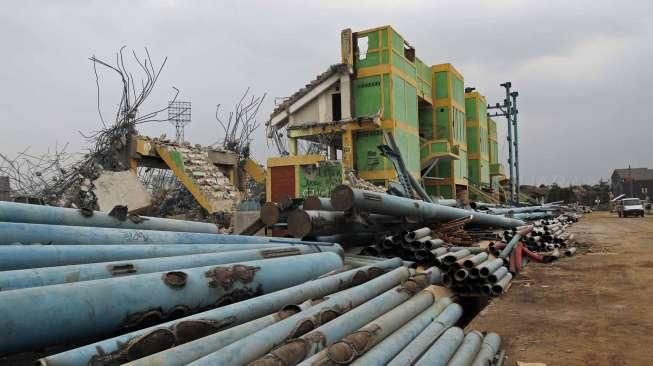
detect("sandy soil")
(467, 211), (653, 365)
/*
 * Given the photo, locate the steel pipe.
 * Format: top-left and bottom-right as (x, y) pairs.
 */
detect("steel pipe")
(186, 266), (415, 366)
(0, 221), (310, 245)
(413, 326), (464, 366)
(351, 297), (453, 366)
(491, 273), (513, 296)
(471, 332), (502, 366)
(565, 247), (577, 256)
(487, 266), (509, 284)
(250, 271), (442, 366)
(499, 226), (533, 259)
(302, 197), (334, 211)
(472, 258), (504, 278)
(287, 210), (401, 238)
(405, 227), (432, 242)
(0, 252), (342, 353)
(0, 243), (303, 271)
(330, 186), (525, 228)
(386, 303), (462, 366)
(0, 201), (219, 233)
(464, 252), (489, 268)
(447, 330), (483, 366)
(38, 259), (403, 366)
(0, 245), (343, 290)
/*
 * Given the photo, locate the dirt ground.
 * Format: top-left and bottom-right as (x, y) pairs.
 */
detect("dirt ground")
(467, 211), (653, 365)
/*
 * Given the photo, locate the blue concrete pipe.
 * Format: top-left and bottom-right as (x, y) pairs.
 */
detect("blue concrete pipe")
(0, 201), (219, 233)
(38, 258), (402, 366)
(0, 245), (343, 290)
(0, 252), (342, 353)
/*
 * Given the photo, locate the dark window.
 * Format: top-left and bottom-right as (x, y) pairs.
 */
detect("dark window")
(332, 93), (342, 121)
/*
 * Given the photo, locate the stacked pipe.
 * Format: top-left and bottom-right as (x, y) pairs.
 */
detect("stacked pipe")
(266, 187), (526, 243)
(0, 202), (340, 354)
(357, 227), (447, 263)
(501, 213), (580, 262)
(0, 202), (508, 364)
(34, 265), (506, 366)
(434, 248), (513, 297)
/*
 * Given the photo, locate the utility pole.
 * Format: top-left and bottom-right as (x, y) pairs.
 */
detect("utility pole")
(511, 91), (520, 203)
(488, 81), (519, 206)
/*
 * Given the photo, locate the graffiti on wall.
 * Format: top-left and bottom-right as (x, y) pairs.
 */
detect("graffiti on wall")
(299, 162), (342, 198)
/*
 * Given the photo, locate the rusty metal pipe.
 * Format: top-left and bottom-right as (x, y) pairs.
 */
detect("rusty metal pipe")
(1, 253), (343, 353)
(302, 197), (334, 211)
(38, 259), (403, 366)
(286, 210), (401, 238)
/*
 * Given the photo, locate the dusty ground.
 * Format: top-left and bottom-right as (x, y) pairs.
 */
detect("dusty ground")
(468, 211), (653, 365)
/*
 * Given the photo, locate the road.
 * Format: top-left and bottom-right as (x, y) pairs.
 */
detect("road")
(467, 211), (653, 365)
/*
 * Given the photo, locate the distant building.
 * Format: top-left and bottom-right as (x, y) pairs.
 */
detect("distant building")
(611, 168), (653, 200)
(0, 176), (9, 201)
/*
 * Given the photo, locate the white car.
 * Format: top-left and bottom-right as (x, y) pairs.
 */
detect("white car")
(617, 198), (645, 218)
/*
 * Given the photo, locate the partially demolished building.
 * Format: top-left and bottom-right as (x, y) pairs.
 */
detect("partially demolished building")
(266, 25), (507, 204)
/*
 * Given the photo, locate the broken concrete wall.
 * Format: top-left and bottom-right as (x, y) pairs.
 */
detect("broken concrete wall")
(93, 171), (152, 213)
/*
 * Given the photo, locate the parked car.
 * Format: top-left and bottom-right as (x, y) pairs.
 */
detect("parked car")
(617, 198), (645, 217)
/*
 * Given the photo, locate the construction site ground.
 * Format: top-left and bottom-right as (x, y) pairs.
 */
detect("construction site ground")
(467, 211), (653, 365)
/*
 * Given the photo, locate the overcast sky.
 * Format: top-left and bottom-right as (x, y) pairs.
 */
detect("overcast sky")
(1, 0), (652, 185)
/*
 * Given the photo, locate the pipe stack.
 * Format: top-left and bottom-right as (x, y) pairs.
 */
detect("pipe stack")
(0, 202), (508, 365)
(435, 249), (513, 297)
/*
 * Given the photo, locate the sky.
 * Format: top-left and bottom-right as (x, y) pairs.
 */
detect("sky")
(1, 0), (652, 185)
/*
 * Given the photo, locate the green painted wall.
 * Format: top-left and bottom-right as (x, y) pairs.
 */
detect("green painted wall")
(298, 162), (343, 198)
(355, 130), (388, 172)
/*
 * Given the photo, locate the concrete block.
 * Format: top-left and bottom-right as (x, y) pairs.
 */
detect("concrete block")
(93, 171), (152, 213)
(231, 210), (264, 235)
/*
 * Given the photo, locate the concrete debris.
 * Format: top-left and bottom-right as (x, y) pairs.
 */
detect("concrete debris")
(94, 170), (152, 213)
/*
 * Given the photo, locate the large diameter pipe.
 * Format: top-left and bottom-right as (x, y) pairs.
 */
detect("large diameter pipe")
(303, 289), (438, 365)
(405, 227), (432, 242)
(499, 225), (533, 259)
(250, 271), (441, 366)
(471, 332), (502, 366)
(185, 266), (414, 366)
(0, 243), (300, 271)
(0, 252), (343, 353)
(302, 197), (334, 211)
(0, 245), (343, 290)
(0, 201), (219, 233)
(387, 303), (463, 366)
(287, 209), (402, 238)
(0, 221), (311, 245)
(447, 330), (484, 366)
(350, 297), (453, 366)
(413, 326), (464, 366)
(39, 259), (403, 366)
(330, 186), (525, 228)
